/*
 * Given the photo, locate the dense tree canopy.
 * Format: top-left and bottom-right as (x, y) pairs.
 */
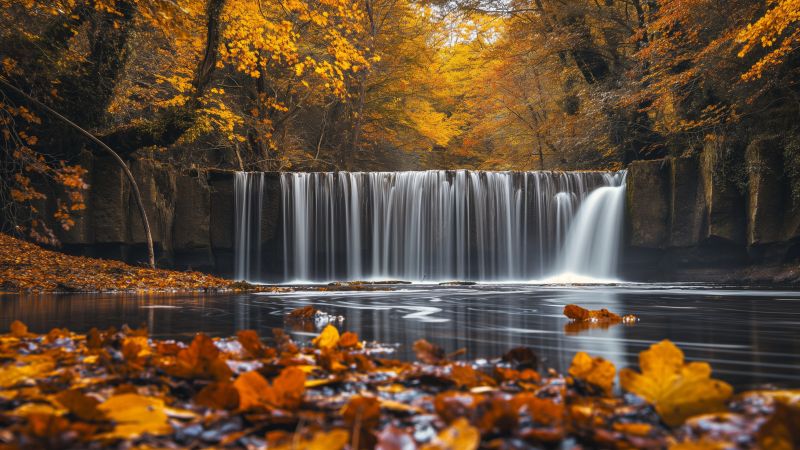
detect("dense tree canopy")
(1, 0), (799, 242)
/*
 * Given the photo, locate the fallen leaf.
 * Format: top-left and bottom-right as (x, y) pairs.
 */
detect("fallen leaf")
(619, 340), (732, 426)
(421, 417), (480, 450)
(0, 355), (55, 388)
(97, 393), (171, 439)
(166, 333), (232, 381)
(313, 324), (340, 350)
(271, 429), (350, 450)
(414, 339), (445, 364)
(54, 389), (106, 421)
(564, 304), (621, 322)
(569, 352), (616, 395)
(339, 331), (360, 348)
(234, 366), (306, 410)
(10, 320), (31, 338)
(450, 364), (494, 388)
(757, 399), (800, 450)
(195, 381), (240, 410)
(342, 395), (381, 428)
(237, 329), (274, 358)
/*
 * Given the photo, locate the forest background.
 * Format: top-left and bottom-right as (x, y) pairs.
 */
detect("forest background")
(1, 0), (799, 243)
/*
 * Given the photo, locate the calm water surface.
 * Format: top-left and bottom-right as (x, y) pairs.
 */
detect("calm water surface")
(1, 284), (799, 390)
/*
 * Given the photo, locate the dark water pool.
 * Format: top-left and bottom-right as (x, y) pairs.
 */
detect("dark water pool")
(1, 284), (799, 390)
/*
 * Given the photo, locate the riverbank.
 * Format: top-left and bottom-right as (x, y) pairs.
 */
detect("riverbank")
(0, 233), (238, 293)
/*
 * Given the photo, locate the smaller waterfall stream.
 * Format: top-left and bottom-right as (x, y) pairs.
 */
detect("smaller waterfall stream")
(234, 170), (627, 283)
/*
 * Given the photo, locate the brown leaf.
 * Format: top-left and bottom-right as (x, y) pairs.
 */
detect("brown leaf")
(757, 399), (800, 450)
(569, 352), (616, 395)
(450, 364), (495, 388)
(195, 381), (240, 410)
(564, 304), (621, 322)
(10, 320), (31, 338)
(414, 339), (445, 364)
(54, 390), (106, 422)
(166, 333), (232, 381)
(234, 366), (306, 411)
(237, 329), (274, 359)
(342, 395), (381, 429)
(339, 331), (360, 348)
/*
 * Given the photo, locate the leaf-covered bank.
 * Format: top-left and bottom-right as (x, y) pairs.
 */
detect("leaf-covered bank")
(0, 232), (235, 292)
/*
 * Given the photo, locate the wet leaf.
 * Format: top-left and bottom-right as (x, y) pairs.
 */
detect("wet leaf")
(450, 364), (495, 388)
(757, 399), (800, 450)
(313, 324), (340, 350)
(564, 304), (622, 322)
(620, 340), (733, 426)
(0, 355), (55, 388)
(421, 417), (480, 450)
(10, 320), (32, 337)
(237, 329), (274, 358)
(166, 333), (232, 381)
(54, 389), (106, 421)
(272, 429), (350, 450)
(234, 366), (306, 410)
(339, 331), (360, 348)
(342, 395), (381, 428)
(569, 351), (616, 395)
(376, 425), (417, 450)
(97, 393), (171, 439)
(413, 339), (445, 364)
(195, 381), (240, 410)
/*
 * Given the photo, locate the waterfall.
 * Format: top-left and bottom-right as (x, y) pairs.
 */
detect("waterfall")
(555, 172), (627, 282)
(235, 170), (627, 283)
(234, 172), (265, 281)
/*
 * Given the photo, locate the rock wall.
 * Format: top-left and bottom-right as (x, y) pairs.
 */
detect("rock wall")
(623, 135), (800, 282)
(45, 155), (282, 277)
(35, 140), (800, 283)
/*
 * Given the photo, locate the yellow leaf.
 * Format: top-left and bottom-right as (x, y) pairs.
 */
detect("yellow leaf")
(312, 324), (340, 350)
(0, 355), (55, 388)
(421, 418), (480, 450)
(569, 352), (616, 395)
(619, 340), (732, 426)
(271, 429), (349, 450)
(97, 394), (171, 439)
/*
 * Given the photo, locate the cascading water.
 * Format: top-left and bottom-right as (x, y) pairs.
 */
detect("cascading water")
(234, 170), (627, 283)
(556, 172), (627, 282)
(234, 172), (265, 281)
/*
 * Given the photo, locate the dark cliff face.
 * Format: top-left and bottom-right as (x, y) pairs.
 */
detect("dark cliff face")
(31, 143), (800, 283)
(624, 135), (800, 283)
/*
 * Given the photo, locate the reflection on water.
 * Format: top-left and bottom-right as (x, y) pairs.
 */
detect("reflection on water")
(1, 284), (799, 390)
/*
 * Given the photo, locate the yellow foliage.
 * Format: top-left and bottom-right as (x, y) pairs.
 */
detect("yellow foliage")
(97, 394), (172, 439)
(620, 340), (733, 426)
(421, 418), (480, 450)
(569, 352), (616, 395)
(312, 324), (340, 350)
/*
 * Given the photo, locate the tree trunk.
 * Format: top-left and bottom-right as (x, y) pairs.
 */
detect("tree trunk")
(0, 78), (156, 268)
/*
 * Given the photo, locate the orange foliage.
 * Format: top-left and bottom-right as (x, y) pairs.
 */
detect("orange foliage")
(0, 232), (234, 292)
(0, 321), (795, 448)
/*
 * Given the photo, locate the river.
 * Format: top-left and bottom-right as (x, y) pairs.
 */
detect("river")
(2, 283), (798, 391)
